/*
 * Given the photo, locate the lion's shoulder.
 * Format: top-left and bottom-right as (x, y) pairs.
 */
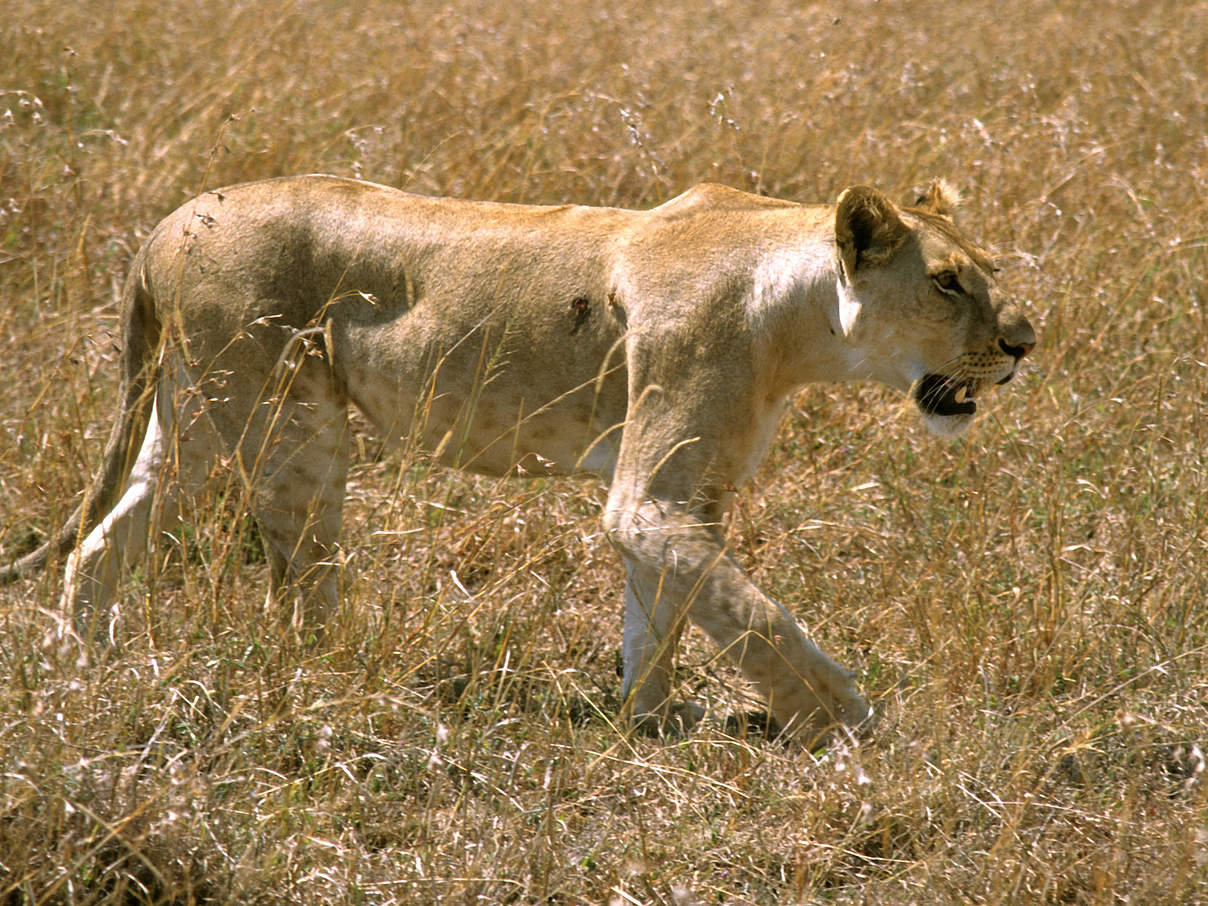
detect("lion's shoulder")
(648, 184), (801, 221)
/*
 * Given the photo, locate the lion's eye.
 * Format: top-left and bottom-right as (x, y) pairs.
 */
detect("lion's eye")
(932, 271), (962, 295)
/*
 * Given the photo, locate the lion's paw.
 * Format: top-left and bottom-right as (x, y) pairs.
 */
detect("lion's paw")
(631, 700), (707, 738)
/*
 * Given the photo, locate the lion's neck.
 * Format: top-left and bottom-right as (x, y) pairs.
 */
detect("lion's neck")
(747, 239), (869, 395)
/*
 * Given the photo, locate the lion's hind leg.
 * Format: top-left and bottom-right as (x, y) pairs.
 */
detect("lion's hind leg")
(61, 400), (167, 642)
(62, 371), (220, 643)
(249, 428), (349, 637)
(227, 362), (352, 638)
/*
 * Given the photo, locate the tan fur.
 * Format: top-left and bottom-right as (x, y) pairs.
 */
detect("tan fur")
(4, 175), (1034, 743)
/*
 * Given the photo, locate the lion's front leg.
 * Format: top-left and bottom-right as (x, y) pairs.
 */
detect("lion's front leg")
(620, 560), (706, 735)
(605, 494), (871, 745)
(603, 326), (873, 743)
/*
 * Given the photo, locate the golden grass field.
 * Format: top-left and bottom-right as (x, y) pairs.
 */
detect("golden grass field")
(2, 0), (1206, 902)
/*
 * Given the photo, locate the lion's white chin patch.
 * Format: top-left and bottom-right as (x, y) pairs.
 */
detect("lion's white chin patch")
(921, 410), (976, 438)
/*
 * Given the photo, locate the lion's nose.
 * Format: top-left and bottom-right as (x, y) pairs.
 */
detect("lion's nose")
(999, 338), (1034, 360)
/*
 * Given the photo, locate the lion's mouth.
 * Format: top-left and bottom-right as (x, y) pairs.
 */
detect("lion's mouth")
(915, 374), (977, 417)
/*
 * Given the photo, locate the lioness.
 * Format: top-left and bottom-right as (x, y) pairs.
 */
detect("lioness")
(4, 176), (1034, 744)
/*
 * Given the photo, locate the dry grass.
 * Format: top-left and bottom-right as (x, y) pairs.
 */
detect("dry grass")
(2, 0), (1207, 902)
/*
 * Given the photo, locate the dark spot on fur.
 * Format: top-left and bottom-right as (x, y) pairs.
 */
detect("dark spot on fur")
(570, 296), (591, 334)
(607, 290), (628, 330)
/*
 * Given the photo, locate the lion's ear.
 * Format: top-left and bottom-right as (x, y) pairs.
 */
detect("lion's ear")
(835, 186), (909, 277)
(914, 178), (961, 218)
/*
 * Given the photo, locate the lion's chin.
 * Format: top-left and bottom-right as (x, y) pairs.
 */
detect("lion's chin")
(920, 410), (976, 438)
(915, 373), (976, 414)
(913, 373), (979, 437)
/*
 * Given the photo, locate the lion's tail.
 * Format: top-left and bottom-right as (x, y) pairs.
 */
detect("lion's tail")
(1, 243), (161, 584)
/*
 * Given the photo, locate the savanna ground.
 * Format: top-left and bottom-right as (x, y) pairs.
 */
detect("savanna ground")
(1, 0), (1206, 902)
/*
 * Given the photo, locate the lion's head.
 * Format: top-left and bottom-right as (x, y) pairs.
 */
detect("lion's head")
(833, 180), (1035, 437)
